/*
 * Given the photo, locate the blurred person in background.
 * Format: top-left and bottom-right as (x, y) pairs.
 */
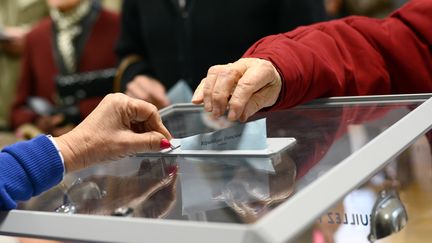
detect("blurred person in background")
(0, 0), (48, 131)
(101, 0), (123, 12)
(115, 0), (327, 109)
(10, 0), (120, 138)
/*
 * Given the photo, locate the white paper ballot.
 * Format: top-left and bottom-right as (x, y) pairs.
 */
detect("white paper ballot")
(180, 118), (267, 150)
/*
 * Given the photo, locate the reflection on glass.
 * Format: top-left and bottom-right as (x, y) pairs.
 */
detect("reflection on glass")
(112, 206), (134, 217)
(72, 158), (178, 218)
(55, 178), (106, 214)
(180, 153), (296, 223)
(27, 157), (179, 219)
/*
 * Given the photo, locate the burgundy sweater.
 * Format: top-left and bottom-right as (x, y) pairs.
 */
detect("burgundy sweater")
(10, 9), (119, 129)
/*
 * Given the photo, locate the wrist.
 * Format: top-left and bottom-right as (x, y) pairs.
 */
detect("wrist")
(54, 133), (81, 172)
(46, 135), (65, 175)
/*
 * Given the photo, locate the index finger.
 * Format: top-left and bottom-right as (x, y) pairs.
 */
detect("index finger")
(191, 81), (205, 104)
(129, 98), (172, 140)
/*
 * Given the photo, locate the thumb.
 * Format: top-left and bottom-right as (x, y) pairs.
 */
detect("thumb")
(239, 88), (274, 122)
(192, 81), (205, 104)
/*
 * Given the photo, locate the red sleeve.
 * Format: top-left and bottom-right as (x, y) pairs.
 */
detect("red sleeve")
(10, 33), (38, 129)
(243, 0), (432, 110)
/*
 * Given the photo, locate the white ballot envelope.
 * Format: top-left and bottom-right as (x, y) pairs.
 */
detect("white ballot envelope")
(137, 118), (296, 157)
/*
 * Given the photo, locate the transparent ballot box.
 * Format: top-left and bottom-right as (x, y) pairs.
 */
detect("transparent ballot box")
(1, 94), (432, 243)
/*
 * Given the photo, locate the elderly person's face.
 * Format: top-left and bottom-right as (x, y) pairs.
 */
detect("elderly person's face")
(47, 0), (81, 11)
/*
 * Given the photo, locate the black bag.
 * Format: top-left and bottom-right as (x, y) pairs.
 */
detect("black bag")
(55, 68), (116, 106)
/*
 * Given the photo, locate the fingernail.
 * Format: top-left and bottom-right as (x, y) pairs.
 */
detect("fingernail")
(193, 92), (204, 104)
(240, 113), (248, 123)
(191, 92), (198, 102)
(228, 110), (237, 121)
(165, 165), (178, 176)
(204, 103), (212, 112)
(160, 138), (171, 149)
(213, 107), (220, 117)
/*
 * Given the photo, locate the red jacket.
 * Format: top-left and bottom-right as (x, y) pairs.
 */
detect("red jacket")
(243, 0), (432, 111)
(10, 9), (119, 129)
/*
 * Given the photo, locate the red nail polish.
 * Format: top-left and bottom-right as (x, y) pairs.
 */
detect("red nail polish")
(165, 165), (178, 176)
(160, 138), (171, 149)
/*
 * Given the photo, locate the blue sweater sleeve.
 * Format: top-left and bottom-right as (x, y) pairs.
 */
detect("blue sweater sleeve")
(0, 135), (64, 210)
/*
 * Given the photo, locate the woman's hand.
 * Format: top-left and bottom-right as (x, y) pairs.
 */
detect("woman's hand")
(192, 58), (282, 122)
(55, 93), (172, 172)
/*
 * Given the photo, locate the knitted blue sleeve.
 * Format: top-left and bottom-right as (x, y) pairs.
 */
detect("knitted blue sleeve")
(0, 135), (64, 210)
